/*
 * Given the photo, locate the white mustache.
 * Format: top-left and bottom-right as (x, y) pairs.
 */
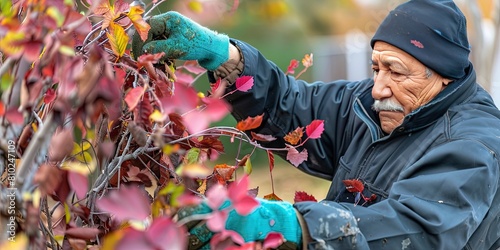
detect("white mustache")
(372, 99), (404, 112)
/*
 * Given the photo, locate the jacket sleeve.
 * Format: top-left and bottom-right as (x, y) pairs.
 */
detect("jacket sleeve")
(223, 39), (368, 180)
(294, 139), (499, 249)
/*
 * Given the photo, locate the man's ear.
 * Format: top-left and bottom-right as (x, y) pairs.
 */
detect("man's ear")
(442, 78), (453, 86)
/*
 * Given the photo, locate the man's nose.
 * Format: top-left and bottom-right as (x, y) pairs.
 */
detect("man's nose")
(372, 71), (392, 100)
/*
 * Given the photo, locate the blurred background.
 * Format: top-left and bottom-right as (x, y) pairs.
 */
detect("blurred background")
(151, 0), (500, 201)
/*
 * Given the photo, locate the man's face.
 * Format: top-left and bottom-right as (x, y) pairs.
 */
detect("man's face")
(371, 41), (451, 134)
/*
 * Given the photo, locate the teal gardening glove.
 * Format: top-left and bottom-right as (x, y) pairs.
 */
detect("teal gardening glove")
(179, 198), (303, 249)
(132, 11), (230, 71)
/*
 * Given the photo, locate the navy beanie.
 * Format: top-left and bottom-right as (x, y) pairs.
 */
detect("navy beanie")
(370, 0), (470, 79)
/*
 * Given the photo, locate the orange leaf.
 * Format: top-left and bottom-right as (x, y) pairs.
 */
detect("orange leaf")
(263, 192), (282, 201)
(236, 114), (264, 131)
(106, 22), (128, 58)
(127, 5), (150, 41)
(214, 164), (236, 183)
(301, 53), (313, 68)
(283, 127), (303, 145)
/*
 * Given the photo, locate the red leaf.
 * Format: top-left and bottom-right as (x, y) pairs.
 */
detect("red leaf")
(137, 52), (164, 69)
(286, 59), (299, 74)
(65, 227), (100, 240)
(236, 114), (264, 131)
(0, 102), (4, 116)
(294, 191), (317, 203)
(267, 150), (275, 172)
(96, 185), (151, 222)
(235, 76), (254, 92)
(133, 93), (153, 128)
(124, 86), (145, 111)
(263, 232), (285, 249)
(286, 147), (308, 167)
(342, 179), (364, 193)
(305, 120), (325, 139)
(44, 88), (57, 104)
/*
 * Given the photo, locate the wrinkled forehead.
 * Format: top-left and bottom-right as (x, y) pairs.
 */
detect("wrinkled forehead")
(371, 41), (420, 67)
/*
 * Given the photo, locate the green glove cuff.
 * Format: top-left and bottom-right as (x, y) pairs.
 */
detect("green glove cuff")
(133, 11), (229, 71)
(226, 198), (303, 246)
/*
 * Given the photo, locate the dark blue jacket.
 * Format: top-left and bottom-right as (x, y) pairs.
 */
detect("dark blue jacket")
(225, 40), (500, 249)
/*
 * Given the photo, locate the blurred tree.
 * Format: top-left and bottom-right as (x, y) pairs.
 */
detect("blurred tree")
(462, 0), (500, 92)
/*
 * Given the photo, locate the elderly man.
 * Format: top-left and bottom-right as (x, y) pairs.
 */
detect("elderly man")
(133, 0), (500, 249)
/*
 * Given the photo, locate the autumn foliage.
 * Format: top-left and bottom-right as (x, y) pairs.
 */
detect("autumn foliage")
(0, 0), (320, 249)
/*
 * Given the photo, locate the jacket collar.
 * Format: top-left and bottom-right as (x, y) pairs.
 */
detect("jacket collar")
(356, 63), (477, 137)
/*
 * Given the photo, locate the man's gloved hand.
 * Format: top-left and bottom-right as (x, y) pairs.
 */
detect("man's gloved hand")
(131, 11), (230, 71)
(178, 198), (303, 249)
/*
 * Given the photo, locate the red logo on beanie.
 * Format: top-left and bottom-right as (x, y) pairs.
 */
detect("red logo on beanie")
(411, 40), (424, 49)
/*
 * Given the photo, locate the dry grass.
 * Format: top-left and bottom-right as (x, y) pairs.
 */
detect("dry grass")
(249, 161), (331, 202)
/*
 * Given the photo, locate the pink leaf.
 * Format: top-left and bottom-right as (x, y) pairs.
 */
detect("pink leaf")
(263, 232), (285, 249)
(251, 132), (277, 142)
(174, 71), (195, 85)
(227, 174), (250, 201)
(5, 108), (24, 124)
(183, 97), (230, 134)
(124, 86), (145, 111)
(96, 185), (151, 223)
(305, 120), (324, 139)
(115, 228), (150, 250)
(235, 76), (254, 92)
(147, 217), (187, 250)
(232, 196), (259, 216)
(160, 82), (198, 115)
(286, 147), (308, 167)
(68, 171), (88, 200)
(206, 184), (228, 210)
(176, 193), (203, 207)
(206, 210), (229, 232)
(227, 175), (259, 216)
(181, 61), (207, 74)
